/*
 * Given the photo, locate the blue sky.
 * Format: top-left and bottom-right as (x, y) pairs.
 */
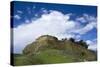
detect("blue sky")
(11, 1), (97, 53)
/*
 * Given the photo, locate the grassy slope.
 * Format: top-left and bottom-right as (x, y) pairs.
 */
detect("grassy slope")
(13, 49), (79, 66)
(13, 35), (97, 66)
(13, 47), (96, 66)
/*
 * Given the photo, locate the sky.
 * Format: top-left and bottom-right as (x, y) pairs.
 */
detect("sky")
(11, 1), (97, 53)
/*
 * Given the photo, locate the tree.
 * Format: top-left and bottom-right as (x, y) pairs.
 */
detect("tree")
(69, 38), (75, 42)
(78, 40), (88, 49)
(61, 38), (67, 41)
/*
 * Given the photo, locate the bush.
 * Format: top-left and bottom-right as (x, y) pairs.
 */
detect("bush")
(69, 38), (75, 42)
(78, 40), (88, 49)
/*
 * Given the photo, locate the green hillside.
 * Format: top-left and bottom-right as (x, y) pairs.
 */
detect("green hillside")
(13, 35), (97, 66)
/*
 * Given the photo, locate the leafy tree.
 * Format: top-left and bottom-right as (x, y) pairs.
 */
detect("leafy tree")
(69, 38), (75, 42)
(61, 38), (67, 41)
(78, 40), (88, 49)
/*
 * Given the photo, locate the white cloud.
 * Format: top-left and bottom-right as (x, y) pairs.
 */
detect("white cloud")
(17, 10), (23, 14)
(74, 14), (97, 34)
(76, 17), (87, 23)
(13, 10), (78, 53)
(27, 7), (31, 14)
(13, 10), (97, 53)
(33, 6), (36, 9)
(86, 39), (97, 51)
(86, 40), (92, 45)
(88, 45), (97, 51)
(76, 14), (97, 23)
(74, 21), (97, 34)
(14, 14), (21, 20)
(41, 8), (49, 14)
(25, 19), (30, 23)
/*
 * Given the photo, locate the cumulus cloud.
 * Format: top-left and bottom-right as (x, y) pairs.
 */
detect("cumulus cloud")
(13, 10), (97, 53)
(13, 11), (77, 53)
(74, 21), (97, 34)
(17, 10), (23, 14)
(25, 19), (30, 23)
(14, 14), (21, 20)
(76, 17), (87, 23)
(41, 8), (49, 14)
(74, 14), (97, 34)
(33, 6), (36, 9)
(27, 7), (31, 15)
(86, 39), (97, 51)
(76, 14), (97, 23)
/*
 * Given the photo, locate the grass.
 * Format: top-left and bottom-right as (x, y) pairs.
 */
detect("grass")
(13, 44), (97, 66)
(13, 54), (31, 66)
(31, 49), (74, 64)
(13, 49), (85, 66)
(13, 35), (97, 66)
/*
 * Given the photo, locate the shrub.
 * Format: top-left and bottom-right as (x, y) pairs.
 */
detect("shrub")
(78, 40), (88, 49)
(69, 38), (75, 42)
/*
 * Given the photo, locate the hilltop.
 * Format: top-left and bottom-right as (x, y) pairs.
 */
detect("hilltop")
(13, 35), (97, 66)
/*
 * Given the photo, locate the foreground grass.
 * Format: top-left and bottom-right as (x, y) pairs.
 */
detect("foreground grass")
(13, 49), (88, 66)
(13, 35), (97, 66)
